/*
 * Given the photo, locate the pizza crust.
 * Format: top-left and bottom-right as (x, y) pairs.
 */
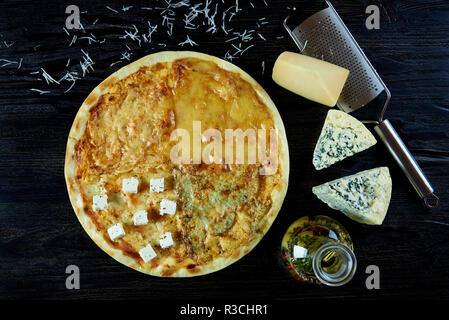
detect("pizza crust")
(65, 51), (289, 276)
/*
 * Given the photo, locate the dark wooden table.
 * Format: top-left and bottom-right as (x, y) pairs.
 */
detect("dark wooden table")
(0, 0), (448, 302)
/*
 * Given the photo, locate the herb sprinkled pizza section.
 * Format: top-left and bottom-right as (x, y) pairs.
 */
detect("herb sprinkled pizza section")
(72, 57), (283, 276)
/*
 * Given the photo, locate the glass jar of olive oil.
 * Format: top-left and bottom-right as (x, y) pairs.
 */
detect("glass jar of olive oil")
(281, 215), (357, 286)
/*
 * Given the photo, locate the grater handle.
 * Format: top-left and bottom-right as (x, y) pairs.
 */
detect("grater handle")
(374, 120), (439, 209)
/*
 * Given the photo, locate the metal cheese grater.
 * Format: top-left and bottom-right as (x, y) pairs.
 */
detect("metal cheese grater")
(283, 0), (439, 208)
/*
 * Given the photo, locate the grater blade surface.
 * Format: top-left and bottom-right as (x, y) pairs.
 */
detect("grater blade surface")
(290, 7), (384, 113)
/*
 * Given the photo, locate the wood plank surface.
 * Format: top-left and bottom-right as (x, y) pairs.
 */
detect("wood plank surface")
(0, 0), (448, 300)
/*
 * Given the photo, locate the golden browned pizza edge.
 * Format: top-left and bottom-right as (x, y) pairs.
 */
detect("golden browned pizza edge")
(64, 51), (289, 277)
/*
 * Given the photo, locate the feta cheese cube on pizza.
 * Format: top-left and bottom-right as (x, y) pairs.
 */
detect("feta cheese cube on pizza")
(92, 195), (108, 211)
(107, 223), (125, 241)
(139, 244), (157, 263)
(122, 177), (139, 194)
(150, 178), (164, 193)
(160, 199), (177, 216)
(133, 210), (148, 226)
(160, 232), (174, 248)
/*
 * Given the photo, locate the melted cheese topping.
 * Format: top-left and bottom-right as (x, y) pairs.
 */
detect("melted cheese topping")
(74, 58), (282, 275)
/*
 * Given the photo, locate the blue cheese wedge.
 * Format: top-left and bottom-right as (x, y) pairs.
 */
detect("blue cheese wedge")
(139, 244), (157, 263)
(122, 177), (139, 194)
(312, 167), (392, 225)
(313, 110), (377, 170)
(150, 178), (164, 193)
(107, 223), (125, 241)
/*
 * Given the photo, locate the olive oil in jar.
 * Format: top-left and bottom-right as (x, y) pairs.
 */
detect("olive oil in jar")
(281, 215), (357, 286)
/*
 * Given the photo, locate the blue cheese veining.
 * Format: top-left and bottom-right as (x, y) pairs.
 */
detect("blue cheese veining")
(312, 167), (392, 225)
(313, 110), (377, 170)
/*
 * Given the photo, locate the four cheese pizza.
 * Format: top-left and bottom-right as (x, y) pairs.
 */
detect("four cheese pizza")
(65, 51), (289, 277)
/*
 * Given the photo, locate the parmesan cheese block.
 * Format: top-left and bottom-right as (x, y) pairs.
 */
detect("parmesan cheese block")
(272, 51), (349, 107)
(313, 110), (377, 170)
(312, 167), (392, 225)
